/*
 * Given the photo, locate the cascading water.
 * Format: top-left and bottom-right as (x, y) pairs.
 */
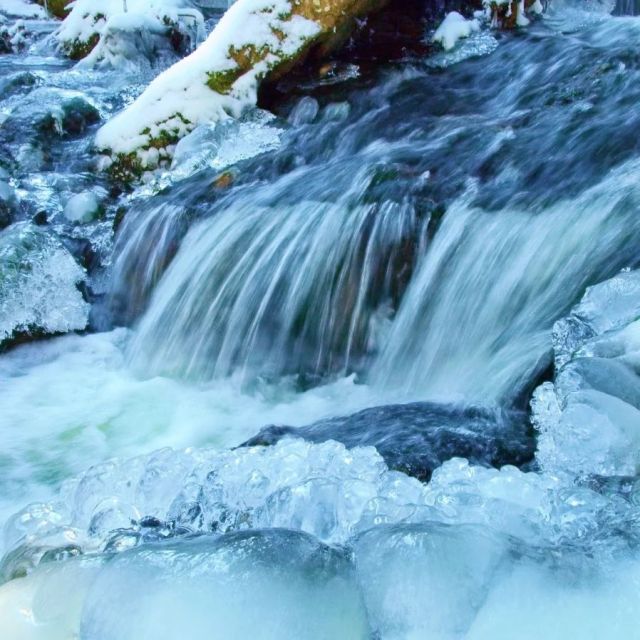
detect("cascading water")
(373, 163), (640, 401)
(127, 176), (425, 382)
(4, 1), (640, 638)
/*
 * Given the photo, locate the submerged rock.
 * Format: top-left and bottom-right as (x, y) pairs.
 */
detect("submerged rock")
(243, 401), (535, 480)
(0, 222), (89, 348)
(0, 88), (100, 148)
(0, 180), (17, 230)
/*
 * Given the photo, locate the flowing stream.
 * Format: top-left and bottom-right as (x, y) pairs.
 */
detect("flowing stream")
(2, 1), (640, 638)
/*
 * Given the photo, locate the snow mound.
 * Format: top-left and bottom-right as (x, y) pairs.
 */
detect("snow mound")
(55, 0), (202, 60)
(0, 0), (46, 19)
(433, 12), (480, 51)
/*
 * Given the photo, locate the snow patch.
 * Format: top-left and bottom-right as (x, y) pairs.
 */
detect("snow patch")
(94, 0), (322, 173)
(433, 12), (480, 51)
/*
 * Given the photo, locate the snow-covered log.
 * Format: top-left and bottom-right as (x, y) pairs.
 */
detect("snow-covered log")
(94, 0), (388, 181)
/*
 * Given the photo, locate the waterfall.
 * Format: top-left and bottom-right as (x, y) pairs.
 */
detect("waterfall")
(126, 168), (426, 383)
(372, 163), (640, 402)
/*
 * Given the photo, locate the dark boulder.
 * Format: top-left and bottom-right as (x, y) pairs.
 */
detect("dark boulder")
(242, 401), (535, 480)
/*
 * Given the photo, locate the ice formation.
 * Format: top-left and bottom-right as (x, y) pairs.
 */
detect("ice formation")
(533, 268), (640, 477)
(0, 223), (89, 346)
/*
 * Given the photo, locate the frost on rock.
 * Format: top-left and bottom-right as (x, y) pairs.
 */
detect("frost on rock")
(533, 269), (640, 476)
(54, 0), (203, 61)
(94, 0), (389, 181)
(432, 12), (480, 51)
(0, 222), (89, 347)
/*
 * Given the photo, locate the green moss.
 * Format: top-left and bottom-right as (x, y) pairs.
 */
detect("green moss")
(35, 0), (71, 19)
(146, 129), (179, 150)
(206, 67), (241, 94)
(106, 151), (144, 184)
(65, 33), (100, 60)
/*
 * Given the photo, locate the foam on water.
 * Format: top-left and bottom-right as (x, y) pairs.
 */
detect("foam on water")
(0, 330), (378, 534)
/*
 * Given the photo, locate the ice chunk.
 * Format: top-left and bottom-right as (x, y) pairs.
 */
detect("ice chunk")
(0, 223), (89, 346)
(556, 357), (640, 410)
(0, 529), (368, 640)
(63, 191), (102, 224)
(533, 268), (640, 476)
(170, 109), (282, 179)
(553, 269), (640, 368)
(0, 557), (102, 640)
(354, 523), (505, 639)
(535, 388), (640, 476)
(81, 530), (369, 640)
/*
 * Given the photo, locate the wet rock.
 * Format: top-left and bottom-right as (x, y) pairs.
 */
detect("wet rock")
(0, 71), (39, 99)
(0, 180), (17, 230)
(243, 401), (535, 480)
(0, 29), (11, 54)
(32, 210), (48, 226)
(0, 88), (100, 148)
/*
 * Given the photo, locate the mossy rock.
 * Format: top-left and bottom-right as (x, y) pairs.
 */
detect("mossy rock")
(35, 0), (72, 19)
(105, 152), (145, 184)
(97, 0), (396, 184)
(64, 33), (100, 60)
